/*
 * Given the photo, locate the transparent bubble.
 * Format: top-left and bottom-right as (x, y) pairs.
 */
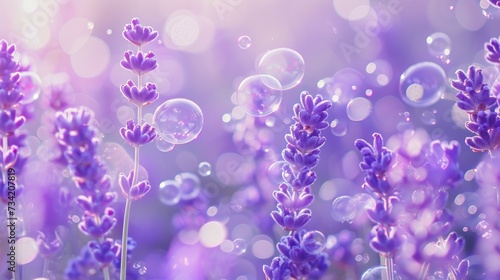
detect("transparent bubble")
(233, 238), (248, 255)
(106, 29), (112, 35)
(476, 220), (492, 238)
(300, 230), (326, 254)
(353, 193), (376, 211)
(87, 21), (94, 30)
(153, 98), (204, 144)
(421, 111), (437, 125)
(258, 48), (305, 90)
(326, 68), (365, 104)
(346, 97), (372, 121)
(267, 161), (286, 184)
(159, 180), (181, 205)
(139, 267), (147, 275)
(236, 74), (282, 116)
(331, 196), (357, 223)
(175, 172), (201, 200)
(198, 162), (212, 176)
(426, 32), (451, 58)
(399, 62), (446, 107)
(238, 35), (252, 49)
(361, 266), (402, 280)
(18, 72), (42, 104)
(330, 119), (348, 136)
(155, 136), (175, 152)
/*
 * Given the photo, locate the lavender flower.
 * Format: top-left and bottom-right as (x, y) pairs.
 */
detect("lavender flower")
(122, 18), (159, 47)
(485, 37), (500, 64)
(118, 18), (160, 280)
(264, 91), (331, 279)
(55, 107), (117, 278)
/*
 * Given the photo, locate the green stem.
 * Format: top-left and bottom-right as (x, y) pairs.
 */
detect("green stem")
(120, 71), (143, 279)
(385, 254), (395, 280)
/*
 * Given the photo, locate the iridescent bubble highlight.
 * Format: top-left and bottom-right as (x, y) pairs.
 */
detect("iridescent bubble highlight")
(159, 180), (181, 205)
(258, 48), (305, 90)
(153, 98), (204, 144)
(18, 72), (42, 104)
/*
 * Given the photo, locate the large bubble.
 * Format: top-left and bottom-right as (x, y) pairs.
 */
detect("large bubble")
(258, 48), (305, 90)
(153, 98), (204, 144)
(236, 75), (282, 116)
(399, 62), (446, 107)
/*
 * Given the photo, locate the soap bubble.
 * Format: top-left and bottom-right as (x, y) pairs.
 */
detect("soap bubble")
(159, 180), (181, 205)
(258, 48), (305, 90)
(399, 62), (445, 107)
(267, 161), (286, 184)
(426, 32), (451, 58)
(153, 98), (204, 144)
(238, 35), (252, 49)
(175, 172), (201, 200)
(361, 266), (402, 280)
(18, 72), (42, 104)
(300, 230), (326, 254)
(198, 162), (212, 176)
(331, 196), (357, 223)
(236, 74), (282, 116)
(155, 137), (175, 152)
(330, 119), (348, 136)
(233, 238), (248, 255)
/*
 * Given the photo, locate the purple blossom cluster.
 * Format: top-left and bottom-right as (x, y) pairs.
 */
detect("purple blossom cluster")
(54, 107), (118, 279)
(355, 130), (467, 279)
(264, 91), (332, 279)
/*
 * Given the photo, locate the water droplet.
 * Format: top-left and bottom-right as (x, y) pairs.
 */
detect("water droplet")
(106, 29), (112, 35)
(399, 62), (446, 107)
(159, 180), (181, 205)
(153, 98), (204, 144)
(175, 172), (201, 200)
(238, 35), (252, 49)
(258, 48), (305, 90)
(236, 74), (282, 116)
(331, 196), (357, 223)
(346, 97), (372, 121)
(18, 72), (42, 104)
(233, 238), (247, 255)
(426, 32), (451, 58)
(267, 161), (286, 184)
(198, 162), (212, 176)
(330, 119), (348, 136)
(361, 266), (402, 280)
(300, 230), (326, 254)
(155, 137), (175, 152)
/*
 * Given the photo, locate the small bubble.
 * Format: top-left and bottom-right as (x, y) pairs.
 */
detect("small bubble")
(106, 29), (112, 35)
(331, 196), (357, 223)
(159, 180), (181, 205)
(330, 119), (348, 136)
(198, 162), (212, 176)
(139, 267), (147, 275)
(238, 35), (252, 49)
(18, 72), (42, 104)
(156, 137), (175, 152)
(233, 238), (248, 255)
(62, 169), (71, 178)
(175, 172), (201, 200)
(426, 32), (451, 58)
(87, 22), (94, 30)
(365, 89), (373, 96)
(267, 161), (286, 184)
(133, 261), (145, 269)
(236, 75), (282, 116)
(300, 230), (326, 254)
(421, 111), (436, 125)
(361, 266), (402, 280)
